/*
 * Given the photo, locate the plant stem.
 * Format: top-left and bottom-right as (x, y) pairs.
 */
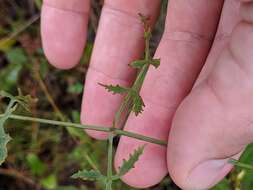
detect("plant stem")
(106, 133), (114, 190)
(229, 159), (253, 170)
(114, 129), (166, 146)
(0, 114), (167, 146)
(0, 14), (40, 47)
(32, 63), (66, 122)
(113, 24), (152, 129)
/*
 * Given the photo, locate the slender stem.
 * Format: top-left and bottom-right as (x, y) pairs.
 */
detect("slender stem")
(32, 63), (66, 121)
(0, 99), (15, 134)
(113, 26), (152, 129)
(132, 30), (150, 92)
(106, 133), (114, 190)
(0, 114), (167, 146)
(0, 14), (40, 46)
(229, 159), (253, 170)
(0, 168), (37, 187)
(114, 129), (166, 146)
(1, 114), (110, 132)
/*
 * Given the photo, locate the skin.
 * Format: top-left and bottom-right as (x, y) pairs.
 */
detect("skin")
(41, 0), (253, 189)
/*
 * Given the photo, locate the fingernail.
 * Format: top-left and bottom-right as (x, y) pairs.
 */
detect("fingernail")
(185, 159), (233, 190)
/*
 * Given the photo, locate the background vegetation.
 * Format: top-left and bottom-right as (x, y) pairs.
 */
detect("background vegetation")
(1, 0), (253, 189)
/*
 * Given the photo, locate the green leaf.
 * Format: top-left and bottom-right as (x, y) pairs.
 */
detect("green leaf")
(80, 42), (93, 65)
(129, 59), (160, 69)
(99, 84), (129, 95)
(210, 178), (230, 190)
(41, 174), (58, 189)
(0, 101), (17, 165)
(26, 153), (46, 176)
(71, 169), (106, 182)
(113, 145), (145, 180)
(0, 133), (11, 165)
(150, 59), (160, 68)
(0, 90), (37, 112)
(0, 38), (16, 52)
(6, 48), (27, 65)
(67, 82), (83, 94)
(0, 91), (36, 165)
(238, 144), (253, 189)
(132, 94), (145, 116)
(129, 60), (147, 69)
(55, 186), (78, 190)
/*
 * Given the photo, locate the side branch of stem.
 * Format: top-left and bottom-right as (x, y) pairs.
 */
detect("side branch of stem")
(0, 114), (167, 146)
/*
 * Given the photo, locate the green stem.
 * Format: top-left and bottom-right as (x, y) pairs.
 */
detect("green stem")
(113, 28), (151, 129)
(106, 133), (114, 190)
(114, 129), (166, 146)
(0, 114), (167, 146)
(229, 159), (253, 170)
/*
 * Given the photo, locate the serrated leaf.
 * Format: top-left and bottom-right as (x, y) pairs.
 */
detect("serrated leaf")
(150, 59), (160, 68)
(132, 94), (145, 116)
(0, 90), (36, 165)
(0, 133), (11, 165)
(129, 59), (160, 69)
(113, 145), (145, 180)
(129, 60), (147, 69)
(0, 102), (17, 165)
(71, 169), (105, 182)
(0, 90), (37, 112)
(99, 83), (129, 95)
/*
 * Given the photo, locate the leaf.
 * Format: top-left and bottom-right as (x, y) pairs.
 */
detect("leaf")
(67, 82), (83, 94)
(113, 145), (145, 180)
(6, 48), (27, 65)
(99, 83), (129, 95)
(150, 59), (160, 68)
(0, 38), (16, 52)
(129, 60), (147, 69)
(132, 94), (145, 116)
(0, 91), (36, 165)
(71, 169), (106, 182)
(26, 153), (46, 176)
(0, 133), (11, 165)
(0, 102), (17, 165)
(41, 174), (58, 189)
(210, 178), (230, 190)
(0, 90), (37, 112)
(129, 59), (160, 69)
(55, 186), (78, 190)
(237, 143), (253, 189)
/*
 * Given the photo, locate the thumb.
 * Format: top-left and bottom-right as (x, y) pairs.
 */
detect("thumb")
(167, 1), (253, 190)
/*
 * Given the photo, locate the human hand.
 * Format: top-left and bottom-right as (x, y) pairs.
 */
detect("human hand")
(41, 0), (253, 189)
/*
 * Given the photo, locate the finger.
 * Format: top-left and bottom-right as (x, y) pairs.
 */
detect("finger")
(41, 0), (90, 69)
(81, 0), (161, 139)
(167, 1), (253, 189)
(195, 0), (241, 85)
(115, 0), (224, 188)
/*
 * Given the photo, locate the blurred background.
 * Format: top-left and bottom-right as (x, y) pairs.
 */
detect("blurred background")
(0, 0), (253, 189)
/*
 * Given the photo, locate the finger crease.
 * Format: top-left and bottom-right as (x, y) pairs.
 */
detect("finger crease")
(103, 3), (143, 22)
(162, 30), (214, 43)
(205, 77), (224, 105)
(88, 65), (131, 83)
(43, 3), (89, 15)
